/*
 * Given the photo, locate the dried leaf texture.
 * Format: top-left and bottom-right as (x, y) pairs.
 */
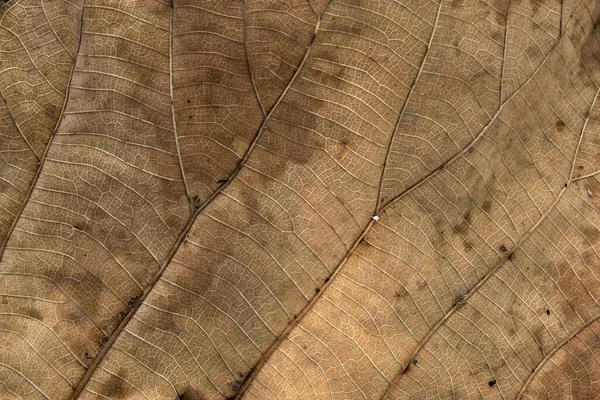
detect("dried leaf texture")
(0, 0), (598, 399)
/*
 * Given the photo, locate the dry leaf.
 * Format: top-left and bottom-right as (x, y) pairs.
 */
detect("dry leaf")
(0, 0), (599, 399)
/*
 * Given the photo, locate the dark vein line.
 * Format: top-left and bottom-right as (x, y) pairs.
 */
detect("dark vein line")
(560, 0), (564, 36)
(0, 0), (85, 262)
(244, 0), (266, 117)
(500, 0), (511, 105)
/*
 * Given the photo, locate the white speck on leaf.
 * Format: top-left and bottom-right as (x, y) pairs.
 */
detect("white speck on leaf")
(372, 215), (379, 222)
(588, 189), (593, 197)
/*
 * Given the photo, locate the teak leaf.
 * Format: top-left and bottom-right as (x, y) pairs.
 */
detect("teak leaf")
(0, 0), (599, 399)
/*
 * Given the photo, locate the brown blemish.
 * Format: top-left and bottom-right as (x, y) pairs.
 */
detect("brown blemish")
(23, 307), (43, 321)
(97, 368), (127, 399)
(454, 222), (468, 235)
(451, 0), (464, 9)
(463, 240), (472, 252)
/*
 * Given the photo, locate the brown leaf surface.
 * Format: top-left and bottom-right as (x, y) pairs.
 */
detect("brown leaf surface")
(0, 0), (599, 399)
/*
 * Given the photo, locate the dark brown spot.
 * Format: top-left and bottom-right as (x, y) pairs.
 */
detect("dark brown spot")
(315, 288), (320, 293)
(127, 296), (139, 308)
(555, 119), (565, 132)
(177, 387), (202, 400)
(499, 245), (507, 253)
(454, 294), (467, 308)
(546, 309), (550, 315)
(488, 379), (496, 387)
(324, 277), (330, 283)
(192, 196), (201, 209)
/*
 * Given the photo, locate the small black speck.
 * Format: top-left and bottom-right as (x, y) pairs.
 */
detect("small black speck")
(192, 196), (201, 209)
(564, 183), (568, 188)
(324, 277), (330, 283)
(316, 288), (320, 293)
(488, 379), (496, 387)
(217, 179), (228, 184)
(293, 314), (297, 319)
(546, 309), (550, 315)
(508, 253), (513, 261)
(186, 99), (191, 103)
(468, 147), (473, 154)
(412, 359), (418, 365)
(440, 230), (444, 235)
(578, 165), (584, 171)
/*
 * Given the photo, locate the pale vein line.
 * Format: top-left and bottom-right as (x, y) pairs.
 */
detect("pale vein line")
(376, 0), (443, 208)
(169, 1), (192, 210)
